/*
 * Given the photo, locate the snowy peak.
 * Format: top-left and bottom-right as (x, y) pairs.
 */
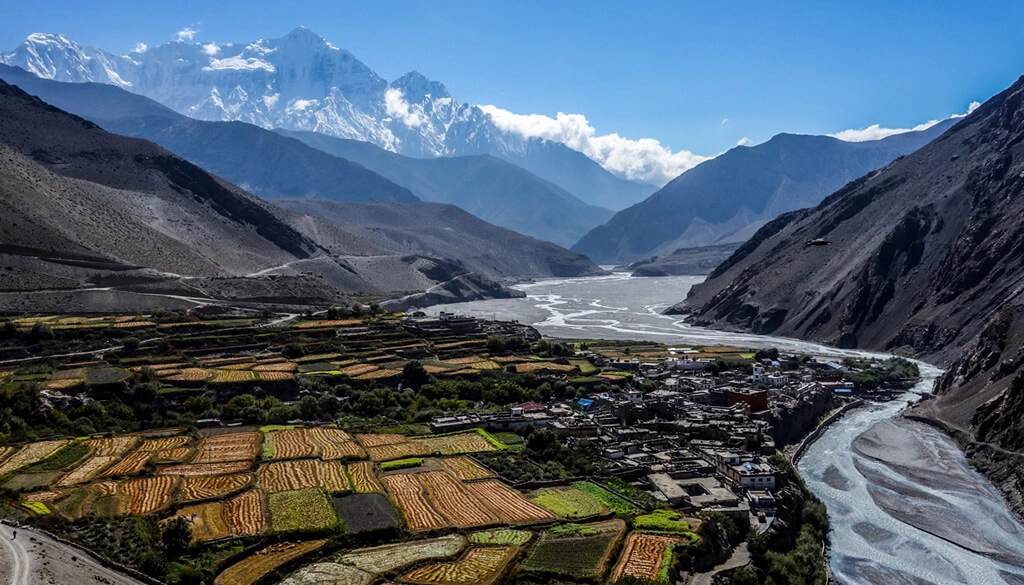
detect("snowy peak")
(1, 28), (654, 209)
(4, 33), (133, 87)
(392, 71), (451, 103)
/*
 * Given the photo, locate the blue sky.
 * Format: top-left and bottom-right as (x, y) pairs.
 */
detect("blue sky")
(3, 0), (1023, 160)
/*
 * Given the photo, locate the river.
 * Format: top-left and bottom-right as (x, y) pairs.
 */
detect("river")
(429, 272), (1024, 584)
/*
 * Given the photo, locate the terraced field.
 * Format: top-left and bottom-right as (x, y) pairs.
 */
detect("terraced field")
(267, 489), (339, 533)
(440, 457), (494, 481)
(139, 436), (191, 451)
(333, 493), (401, 533)
(609, 533), (680, 582)
(413, 432), (497, 454)
(194, 431), (261, 464)
(179, 474), (252, 502)
(366, 442), (431, 462)
(222, 489), (268, 536)
(280, 563), (374, 585)
(531, 486), (608, 520)
(215, 540), (326, 585)
(120, 476), (178, 515)
(177, 502), (230, 541)
(348, 461), (383, 493)
(417, 471), (498, 529)
(337, 535), (467, 574)
(102, 452), (152, 477)
(57, 455), (119, 486)
(159, 461), (253, 476)
(399, 546), (517, 585)
(381, 473), (448, 532)
(521, 519), (626, 579)
(0, 440), (71, 477)
(466, 481), (555, 525)
(85, 436), (139, 457)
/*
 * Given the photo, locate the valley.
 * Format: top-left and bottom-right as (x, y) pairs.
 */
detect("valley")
(0, 305), (856, 585)
(1, 10), (1024, 585)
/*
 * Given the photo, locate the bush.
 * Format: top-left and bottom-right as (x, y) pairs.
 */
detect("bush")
(282, 343), (305, 359)
(162, 516), (192, 558)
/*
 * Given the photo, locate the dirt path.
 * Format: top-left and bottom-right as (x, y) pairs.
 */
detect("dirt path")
(687, 542), (751, 585)
(0, 523), (149, 585)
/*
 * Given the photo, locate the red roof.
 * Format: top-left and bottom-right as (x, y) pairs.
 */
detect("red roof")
(516, 401), (547, 412)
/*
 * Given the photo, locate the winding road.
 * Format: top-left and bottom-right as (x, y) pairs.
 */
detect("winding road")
(0, 523), (148, 585)
(0, 524), (27, 585)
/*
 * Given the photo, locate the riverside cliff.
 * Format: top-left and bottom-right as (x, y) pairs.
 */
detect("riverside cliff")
(675, 74), (1024, 518)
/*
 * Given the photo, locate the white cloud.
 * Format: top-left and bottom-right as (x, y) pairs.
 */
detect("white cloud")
(201, 42), (220, 56)
(478, 106), (711, 185)
(830, 101), (982, 142)
(721, 118), (729, 125)
(175, 23), (199, 42)
(133, 42), (147, 53)
(385, 88), (426, 128)
(736, 137), (749, 146)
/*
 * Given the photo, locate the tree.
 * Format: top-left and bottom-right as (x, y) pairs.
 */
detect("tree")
(402, 361), (429, 387)
(137, 550), (168, 577)
(122, 337), (141, 353)
(0, 321), (17, 339)
(282, 343), (305, 359)
(161, 516), (192, 557)
(26, 322), (54, 343)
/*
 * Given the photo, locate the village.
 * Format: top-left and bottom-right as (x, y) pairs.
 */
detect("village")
(425, 324), (916, 533)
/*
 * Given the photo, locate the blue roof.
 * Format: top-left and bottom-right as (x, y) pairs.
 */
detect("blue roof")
(577, 398), (594, 410)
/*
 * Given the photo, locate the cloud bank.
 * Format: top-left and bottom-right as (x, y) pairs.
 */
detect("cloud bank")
(830, 101), (981, 142)
(385, 88), (426, 128)
(478, 105), (710, 186)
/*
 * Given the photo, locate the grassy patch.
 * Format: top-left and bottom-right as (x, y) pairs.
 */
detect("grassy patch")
(380, 457), (424, 471)
(491, 432), (522, 446)
(572, 481), (639, 515)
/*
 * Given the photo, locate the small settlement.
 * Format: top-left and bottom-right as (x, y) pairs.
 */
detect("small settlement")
(428, 331), (899, 531)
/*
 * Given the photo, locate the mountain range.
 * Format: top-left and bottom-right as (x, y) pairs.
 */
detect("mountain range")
(0, 78), (602, 312)
(572, 120), (958, 264)
(678, 73), (1024, 517)
(0, 28), (655, 212)
(0, 64), (608, 246)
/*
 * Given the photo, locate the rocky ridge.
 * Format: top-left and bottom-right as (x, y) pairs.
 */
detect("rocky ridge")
(678, 73), (1024, 517)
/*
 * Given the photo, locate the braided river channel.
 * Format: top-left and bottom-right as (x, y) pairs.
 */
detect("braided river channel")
(428, 272), (1024, 584)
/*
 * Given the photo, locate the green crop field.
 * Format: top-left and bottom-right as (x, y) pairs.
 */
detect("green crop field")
(633, 509), (701, 543)
(572, 481), (639, 515)
(520, 519), (625, 579)
(380, 457), (423, 471)
(468, 528), (533, 546)
(531, 486), (607, 520)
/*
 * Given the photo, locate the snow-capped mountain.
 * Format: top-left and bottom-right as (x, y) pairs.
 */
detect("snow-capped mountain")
(1, 28), (655, 209)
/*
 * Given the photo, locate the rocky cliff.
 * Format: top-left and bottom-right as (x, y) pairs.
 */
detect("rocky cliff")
(678, 74), (1024, 516)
